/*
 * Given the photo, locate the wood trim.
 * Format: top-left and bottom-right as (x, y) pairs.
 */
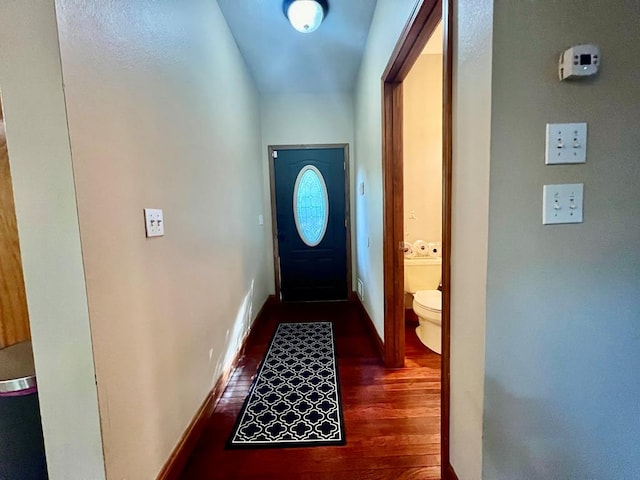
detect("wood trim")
(0, 118), (31, 349)
(267, 146), (283, 301)
(353, 296), (384, 360)
(267, 144), (352, 301)
(382, 81), (405, 368)
(382, 0), (441, 82)
(381, 0), (452, 479)
(381, 0), (441, 368)
(254, 294), (278, 322)
(382, 0), (424, 80)
(269, 144), (350, 151)
(446, 463), (460, 480)
(343, 145), (353, 294)
(156, 295), (276, 480)
(156, 388), (216, 480)
(441, 0), (454, 474)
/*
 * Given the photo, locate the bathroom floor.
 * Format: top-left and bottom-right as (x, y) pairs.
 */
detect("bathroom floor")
(180, 301), (441, 479)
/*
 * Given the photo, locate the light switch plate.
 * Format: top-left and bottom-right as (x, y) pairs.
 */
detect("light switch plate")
(545, 122), (587, 164)
(543, 184), (584, 225)
(144, 208), (164, 237)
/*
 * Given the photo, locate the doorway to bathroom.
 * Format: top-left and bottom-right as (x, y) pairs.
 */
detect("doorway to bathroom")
(402, 20), (444, 353)
(381, 0), (453, 477)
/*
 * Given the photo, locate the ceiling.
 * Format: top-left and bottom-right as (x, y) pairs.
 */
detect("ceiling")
(217, 0), (378, 94)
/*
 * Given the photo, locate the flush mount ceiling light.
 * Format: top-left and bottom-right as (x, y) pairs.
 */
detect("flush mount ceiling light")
(283, 0), (329, 34)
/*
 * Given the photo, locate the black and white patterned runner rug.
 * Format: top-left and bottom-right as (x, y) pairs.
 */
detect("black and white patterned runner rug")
(227, 322), (345, 449)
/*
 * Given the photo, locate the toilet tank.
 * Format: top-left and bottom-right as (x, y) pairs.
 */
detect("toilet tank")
(404, 257), (442, 293)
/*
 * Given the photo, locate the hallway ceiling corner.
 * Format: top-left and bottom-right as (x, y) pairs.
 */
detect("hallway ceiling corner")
(217, 0), (378, 94)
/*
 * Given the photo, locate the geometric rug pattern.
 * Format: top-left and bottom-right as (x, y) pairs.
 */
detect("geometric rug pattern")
(227, 322), (345, 448)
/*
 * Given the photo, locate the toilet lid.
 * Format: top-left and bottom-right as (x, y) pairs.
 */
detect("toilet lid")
(414, 290), (441, 312)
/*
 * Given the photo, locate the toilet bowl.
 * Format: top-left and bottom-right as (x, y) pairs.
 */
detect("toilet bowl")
(412, 290), (442, 354)
(404, 257), (442, 354)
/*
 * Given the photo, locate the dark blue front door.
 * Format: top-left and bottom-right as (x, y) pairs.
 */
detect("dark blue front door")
(273, 147), (348, 302)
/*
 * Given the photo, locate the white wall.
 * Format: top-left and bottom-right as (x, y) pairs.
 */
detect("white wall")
(449, 1), (493, 478)
(0, 1), (105, 479)
(484, 1), (640, 478)
(403, 54), (443, 245)
(260, 93), (355, 292)
(353, 0), (420, 337)
(54, 0), (268, 478)
(261, 94), (354, 146)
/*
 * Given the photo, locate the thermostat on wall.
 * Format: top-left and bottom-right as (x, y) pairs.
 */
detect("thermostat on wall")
(559, 44), (600, 81)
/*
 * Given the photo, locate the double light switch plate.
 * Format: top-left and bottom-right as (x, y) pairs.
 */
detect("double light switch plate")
(144, 208), (164, 237)
(545, 122), (587, 164)
(543, 184), (584, 225)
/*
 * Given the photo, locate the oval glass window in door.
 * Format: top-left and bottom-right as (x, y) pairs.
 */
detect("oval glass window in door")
(293, 165), (329, 247)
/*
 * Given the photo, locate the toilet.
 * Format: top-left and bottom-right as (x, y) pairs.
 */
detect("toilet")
(404, 257), (442, 354)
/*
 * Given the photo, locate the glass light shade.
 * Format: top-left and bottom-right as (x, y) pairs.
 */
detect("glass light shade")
(287, 0), (325, 33)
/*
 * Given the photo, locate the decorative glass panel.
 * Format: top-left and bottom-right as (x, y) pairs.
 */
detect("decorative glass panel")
(293, 165), (329, 247)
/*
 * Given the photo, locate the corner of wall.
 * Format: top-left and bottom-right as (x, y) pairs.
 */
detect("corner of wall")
(0, 1), (105, 478)
(449, 0), (493, 478)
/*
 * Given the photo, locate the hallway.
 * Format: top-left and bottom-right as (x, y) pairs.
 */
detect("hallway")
(180, 301), (441, 479)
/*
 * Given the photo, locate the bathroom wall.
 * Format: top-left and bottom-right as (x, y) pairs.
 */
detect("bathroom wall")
(260, 93), (355, 292)
(54, 0), (269, 478)
(353, 0), (420, 338)
(403, 51), (443, 247)
(484, 0), (640, 478)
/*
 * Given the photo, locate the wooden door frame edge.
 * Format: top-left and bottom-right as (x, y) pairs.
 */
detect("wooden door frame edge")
(267, 144), (352, 301)
(381, 0), (453, 477)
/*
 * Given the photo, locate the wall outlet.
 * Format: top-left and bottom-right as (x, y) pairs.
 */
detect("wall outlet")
(144, 208), (164, 237)
(357, 278), (365, 301)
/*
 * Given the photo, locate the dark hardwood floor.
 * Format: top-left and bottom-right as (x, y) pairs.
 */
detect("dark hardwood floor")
(180, 301), (441, 479)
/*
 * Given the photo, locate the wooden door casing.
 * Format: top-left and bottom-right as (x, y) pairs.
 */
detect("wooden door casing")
(0, 113), (31, 348)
